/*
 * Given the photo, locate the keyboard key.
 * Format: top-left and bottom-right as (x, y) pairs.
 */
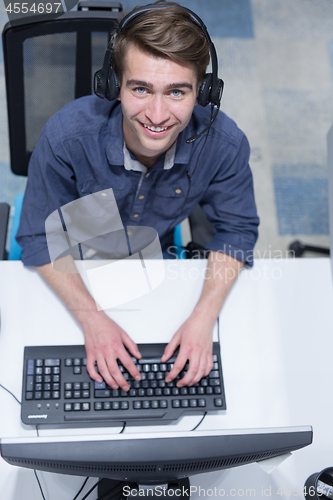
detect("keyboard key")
(152, 364), (159, 372)
(146, 388), (154, 397)
(160, 364), (167, 372)
(155, 388), (162, 396)
(95, 389), (110, 398)
(121, 401), (129, 410)
(103, 402), (111, 410)
(43, 391), (51, 399)
(64, 403), (72, 411)
(142, 400), (150, 409)
(209, 379), (220, 386)
(25, 392), (33, 400)
(74, 383), (81, 390)
(82, 391), (90, 398)
(26, 375), (34, 392)
(151, 400), (159, 409)
(112, 402), (120, 410)
(190, 399), (197, 407)
(73, 366), (81, 374)
(133, 401), (142, 409)
(65, 391), (72, 399)
(36, 359), (43, 367)
(189, 387), (196, 395)
(172, 399), (180, 408)
(209, 371), (220, 379)
(45, 359), (60, 367)
(74, 359), (81, 366)
(129, 389), (137, 397)
(27, 360), (35, 375)
(198, 399), (206, 407)
(52, 391), (60, 399)
(214, 398), (223, 407)
(74, 403), (81, 411)
(94, 402), (103, 411)
(214, 387), (221, 394)
(159, 400), (167, 408)
(82, 403), (90, 411)
(65, 359), (72, 367)
(197, 387), (205, 395)
(180, 387), (188, 395)
(74, 391), (81, 398)
(172, 388), (179, 396)
(82, 382), (90, 390)
(44, 367), (52, 375)
(65, 383), (72, 390)
(181, 399), (189, 408)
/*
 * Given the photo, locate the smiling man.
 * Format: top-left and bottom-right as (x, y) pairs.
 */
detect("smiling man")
(17, 1), (259, 391)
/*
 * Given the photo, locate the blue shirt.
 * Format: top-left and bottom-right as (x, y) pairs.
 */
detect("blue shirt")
(17, 96), (259, 266)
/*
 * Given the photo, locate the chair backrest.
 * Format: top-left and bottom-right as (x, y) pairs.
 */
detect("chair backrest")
(2, 3), (122, 176)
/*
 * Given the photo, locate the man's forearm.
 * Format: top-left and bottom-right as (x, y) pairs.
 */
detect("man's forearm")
(36, 258), (99, 327)
(192, 250), (244, 325)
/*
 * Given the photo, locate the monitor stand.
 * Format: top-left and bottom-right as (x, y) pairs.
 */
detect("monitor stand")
(97, 478), (191, 500)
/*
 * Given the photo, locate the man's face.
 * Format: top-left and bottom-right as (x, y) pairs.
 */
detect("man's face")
(119, 43), (198, 166)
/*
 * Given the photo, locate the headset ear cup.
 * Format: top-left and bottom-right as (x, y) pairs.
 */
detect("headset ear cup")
(197, 73), (212, 107)
(106, 69), (120, 101)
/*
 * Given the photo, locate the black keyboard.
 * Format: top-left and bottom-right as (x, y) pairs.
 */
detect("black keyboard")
(21, 343), (226, 427)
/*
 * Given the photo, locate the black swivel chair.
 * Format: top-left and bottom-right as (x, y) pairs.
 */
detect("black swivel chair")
(0, 1), (123, 259)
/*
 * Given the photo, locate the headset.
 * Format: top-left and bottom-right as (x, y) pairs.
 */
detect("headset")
(94, 2), (224, 143)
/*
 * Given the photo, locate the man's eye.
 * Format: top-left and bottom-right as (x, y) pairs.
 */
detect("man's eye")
(171, 90), (183, 97)
(135, 87), (146, 94)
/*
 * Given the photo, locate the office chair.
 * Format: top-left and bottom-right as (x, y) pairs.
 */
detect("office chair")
(0, 1), (123, 260)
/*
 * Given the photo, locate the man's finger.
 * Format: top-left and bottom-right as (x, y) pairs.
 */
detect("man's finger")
(122, 332), (142, 359)
(161, 333), (181, 363)
(86, 354), (103, 383)
(118, 350), (142, 382)
(165, 350), (187, 383)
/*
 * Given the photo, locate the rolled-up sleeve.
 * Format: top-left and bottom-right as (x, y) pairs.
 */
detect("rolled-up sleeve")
(16, 121), (78, 267)
(199, 133), (259, 267)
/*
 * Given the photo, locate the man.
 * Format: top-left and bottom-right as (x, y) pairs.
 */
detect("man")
(16, 2), (259, 392)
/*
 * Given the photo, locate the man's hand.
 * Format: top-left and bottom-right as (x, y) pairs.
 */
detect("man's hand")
(161, 311), (214, 387)
(82, 310), (142, 391)
(36, 259), (141, 391)
(161, 251), (244, 387)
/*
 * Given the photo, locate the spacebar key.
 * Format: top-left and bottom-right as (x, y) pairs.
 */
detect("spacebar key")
(65, 411), (167, 421)
(138, 357), (177, 364)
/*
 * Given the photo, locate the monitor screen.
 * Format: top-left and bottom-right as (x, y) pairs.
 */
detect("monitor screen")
(0, 426), (312, 484)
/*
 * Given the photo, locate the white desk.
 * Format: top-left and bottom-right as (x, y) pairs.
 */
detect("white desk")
(0, 259), (333, 500)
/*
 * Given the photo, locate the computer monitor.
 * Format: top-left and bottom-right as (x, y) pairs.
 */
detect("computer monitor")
(1, 426), (312, 498)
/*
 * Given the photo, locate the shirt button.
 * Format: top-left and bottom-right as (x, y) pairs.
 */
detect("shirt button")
(133, 214), (139, 218)
(175, 189), (182, 194)
(138, 195), (145, 200)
